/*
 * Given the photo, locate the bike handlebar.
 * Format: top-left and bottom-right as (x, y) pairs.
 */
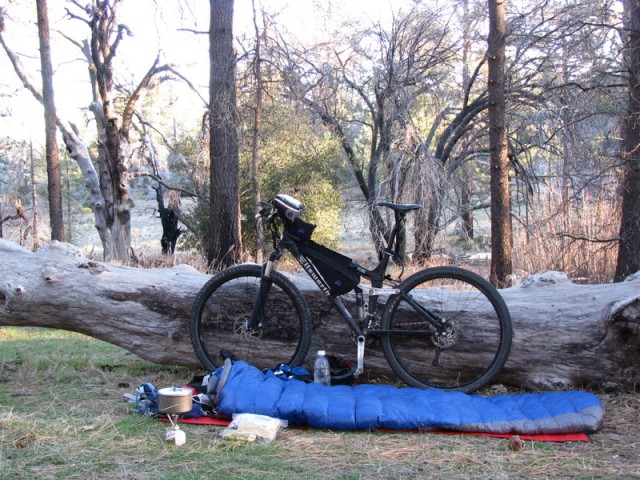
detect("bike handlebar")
(255, 201), (274, 220)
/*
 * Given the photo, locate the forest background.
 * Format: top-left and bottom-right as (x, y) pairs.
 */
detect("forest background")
(0, 0), (639, 286)
(1, 3), (640, 477)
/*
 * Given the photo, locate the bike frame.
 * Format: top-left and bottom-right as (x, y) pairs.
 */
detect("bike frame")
(189, 198), (512, 392)
(249, 206), (449, 354)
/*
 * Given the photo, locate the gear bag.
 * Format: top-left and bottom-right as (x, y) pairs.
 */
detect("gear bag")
(298, 240), (360, 296)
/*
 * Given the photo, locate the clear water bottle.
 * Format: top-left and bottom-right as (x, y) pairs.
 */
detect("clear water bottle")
(313, 350), (331, 386)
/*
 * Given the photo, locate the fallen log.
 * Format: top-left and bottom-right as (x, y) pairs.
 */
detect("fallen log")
(1, 239), (638, 390)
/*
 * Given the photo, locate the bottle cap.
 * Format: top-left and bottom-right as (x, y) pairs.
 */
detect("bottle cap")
(318, 350), (325, 356)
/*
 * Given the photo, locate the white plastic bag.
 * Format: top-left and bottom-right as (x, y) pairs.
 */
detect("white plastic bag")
(221, 413), (288, 443)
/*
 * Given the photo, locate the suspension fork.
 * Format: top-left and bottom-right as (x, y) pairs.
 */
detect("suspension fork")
(247, 249), (282, 331)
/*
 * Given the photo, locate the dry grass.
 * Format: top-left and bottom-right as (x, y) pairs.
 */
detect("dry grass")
(1, 328), (639, 479)
(511, 185), (620, 284)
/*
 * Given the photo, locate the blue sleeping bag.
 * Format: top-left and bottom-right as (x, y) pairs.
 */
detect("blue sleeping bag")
(213, 361), (604, 434)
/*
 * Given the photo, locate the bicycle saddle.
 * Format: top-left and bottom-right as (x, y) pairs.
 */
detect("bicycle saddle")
(376, 201), (421, 213)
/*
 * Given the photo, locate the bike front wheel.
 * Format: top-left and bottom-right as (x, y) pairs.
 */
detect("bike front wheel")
(381, 266), (512, 393)
(190, 263), (313, 372)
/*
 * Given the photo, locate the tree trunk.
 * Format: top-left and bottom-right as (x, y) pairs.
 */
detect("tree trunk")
(487, 0), (513, 288)
(208, 0), (242, 268)
(36, 0), (64, 242)
(251, 0), (264, 264)
(459, 0), (474, 243)
(615, 0), (640, 282)
(88, 0), (132, 262)
(1, 239), (639, 391)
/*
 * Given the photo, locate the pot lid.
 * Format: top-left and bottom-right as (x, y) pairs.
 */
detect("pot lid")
(158, 386), (192, 397)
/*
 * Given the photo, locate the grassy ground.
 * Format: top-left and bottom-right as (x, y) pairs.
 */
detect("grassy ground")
(1, 328), (639, 480)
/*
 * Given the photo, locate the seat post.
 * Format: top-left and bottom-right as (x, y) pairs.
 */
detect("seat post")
(389, 211), (407, 253)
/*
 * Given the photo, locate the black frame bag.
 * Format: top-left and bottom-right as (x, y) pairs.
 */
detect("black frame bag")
(298, 240), (360, 296)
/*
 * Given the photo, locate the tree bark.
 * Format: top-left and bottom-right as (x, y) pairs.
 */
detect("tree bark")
(251, 0), (264, 264)
(459, 0), (474, 242)
(88, 0), (132, 262)
(1, 239), (639, 391)
(208, 0), (242, 268)
(616, 0), (640, 281)
(487, 0), (513, 288)
(36, 0), (64, 242)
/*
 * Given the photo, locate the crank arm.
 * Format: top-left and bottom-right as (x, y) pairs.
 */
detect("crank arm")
(355, 335), (365, 377)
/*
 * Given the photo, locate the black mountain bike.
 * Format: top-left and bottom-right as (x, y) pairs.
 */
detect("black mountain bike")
(190, 194), (512, 392)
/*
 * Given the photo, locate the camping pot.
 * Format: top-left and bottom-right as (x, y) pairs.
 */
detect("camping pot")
(157, 386), (193, 415)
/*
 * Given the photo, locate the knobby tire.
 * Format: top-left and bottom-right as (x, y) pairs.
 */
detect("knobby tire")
(381, 266), (512, 393)
(190, 263), (313, 372)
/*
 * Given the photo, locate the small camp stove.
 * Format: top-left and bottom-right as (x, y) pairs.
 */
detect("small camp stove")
(157, 386), (192, 446)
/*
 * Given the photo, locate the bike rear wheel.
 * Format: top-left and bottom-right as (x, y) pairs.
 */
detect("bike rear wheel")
(190, 263), (313, 371)
(381, 266), (512, 393)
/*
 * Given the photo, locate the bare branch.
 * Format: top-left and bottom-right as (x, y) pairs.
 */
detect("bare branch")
(132, 172), (197, 198)
(164, 65), (209, 107)
(556, 233), (620, 244)
(121, 54), (163, 138)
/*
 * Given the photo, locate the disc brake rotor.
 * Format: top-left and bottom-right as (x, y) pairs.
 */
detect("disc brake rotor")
(233, 317), (263, 339)
(431, 321), (459, 349)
